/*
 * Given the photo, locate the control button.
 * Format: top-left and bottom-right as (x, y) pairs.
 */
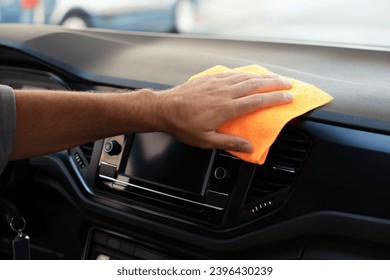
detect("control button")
(120, 241), (135, 255)
(99, 162), (117, 178)
(214, 167), (230, 181)
(205, 190), (229, 208)
(104, 140), (122, 156)
(107, 237), (121, 250)
(93, 231), (109, 246)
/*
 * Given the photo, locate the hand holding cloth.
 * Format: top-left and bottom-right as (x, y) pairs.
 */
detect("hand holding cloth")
(190, 65), (333, 164)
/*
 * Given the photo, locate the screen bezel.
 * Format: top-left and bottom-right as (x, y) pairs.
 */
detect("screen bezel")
(118, 133), (216, 201)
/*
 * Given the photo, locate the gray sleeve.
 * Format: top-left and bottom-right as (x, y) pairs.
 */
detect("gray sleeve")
(0, 85), (16, 174)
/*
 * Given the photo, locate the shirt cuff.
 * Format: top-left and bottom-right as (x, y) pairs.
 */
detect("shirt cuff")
(0, 84), (16, 174)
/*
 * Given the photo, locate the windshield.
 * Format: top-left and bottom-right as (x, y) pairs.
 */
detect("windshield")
(198, 0), (390, 48)
(1, 0), (389, 48)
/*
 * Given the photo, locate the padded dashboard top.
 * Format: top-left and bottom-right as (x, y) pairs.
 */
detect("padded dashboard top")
(0, 24), (390, 133)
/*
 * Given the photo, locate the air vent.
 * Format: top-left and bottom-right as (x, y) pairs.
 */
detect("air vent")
(246, 128), (311, 203)
(80, 142), (95, 164)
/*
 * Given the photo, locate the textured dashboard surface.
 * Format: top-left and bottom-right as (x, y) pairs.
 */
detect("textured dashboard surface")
(0, 24), (390, 133)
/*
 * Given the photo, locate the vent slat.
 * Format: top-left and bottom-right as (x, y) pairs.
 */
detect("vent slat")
(271, 144), (309, 153)
(246, 128), (311, 203)
(80, 142), (95, 164)
(269, 154), (305, 165)
(278, 136), (309, 144)
(254, 179), (289, 189)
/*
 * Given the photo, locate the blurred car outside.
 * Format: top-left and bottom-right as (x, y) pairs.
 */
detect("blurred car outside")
(0, 0), (20, 22)
(0, 0), (201, 33)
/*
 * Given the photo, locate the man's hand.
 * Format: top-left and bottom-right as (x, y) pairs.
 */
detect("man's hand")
(155, 72), (294, 153)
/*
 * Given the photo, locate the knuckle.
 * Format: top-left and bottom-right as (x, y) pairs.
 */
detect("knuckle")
(248, 79), (260, 89)
(224, 141), (236, 151)
(251, 94), (265, 107)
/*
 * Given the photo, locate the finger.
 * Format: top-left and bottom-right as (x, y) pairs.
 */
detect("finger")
(206, 132), (253, 153)
(214, 71), (240, 79)
(229, 78), (291, 99)
(231, 91), (294, 117)
(221, 73), (281, 86)
(225, 74), (280, 85)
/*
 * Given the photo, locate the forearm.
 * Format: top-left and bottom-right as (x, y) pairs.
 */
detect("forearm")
(10, 88), (159, 160)
(8, 72), (293, 160)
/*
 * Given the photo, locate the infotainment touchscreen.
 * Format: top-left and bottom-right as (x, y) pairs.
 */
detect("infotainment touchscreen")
(123, 132), (213, 196)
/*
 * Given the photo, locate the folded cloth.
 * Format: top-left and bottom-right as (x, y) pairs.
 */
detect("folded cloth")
(190, 65), (333, 164)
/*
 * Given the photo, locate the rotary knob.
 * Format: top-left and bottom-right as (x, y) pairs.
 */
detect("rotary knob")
(104, 140), (122, 156)
(214, 167), (230, 181)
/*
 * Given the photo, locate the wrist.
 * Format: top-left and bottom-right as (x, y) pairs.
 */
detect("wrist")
(108, 88), (166, 134)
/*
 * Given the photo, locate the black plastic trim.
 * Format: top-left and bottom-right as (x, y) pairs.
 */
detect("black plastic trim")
(30, 153), (390, 252)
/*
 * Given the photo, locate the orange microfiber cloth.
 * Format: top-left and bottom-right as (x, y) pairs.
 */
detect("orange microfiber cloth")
(191, 65), (333, 164)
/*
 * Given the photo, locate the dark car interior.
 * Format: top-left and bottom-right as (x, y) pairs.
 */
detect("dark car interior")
(1, 24), (390, 260)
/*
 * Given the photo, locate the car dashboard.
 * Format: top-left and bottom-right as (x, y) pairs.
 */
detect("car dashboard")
(1, 24), (390, 260)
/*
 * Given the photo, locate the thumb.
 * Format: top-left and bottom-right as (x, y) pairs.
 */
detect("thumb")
(207, 132), (253, 153)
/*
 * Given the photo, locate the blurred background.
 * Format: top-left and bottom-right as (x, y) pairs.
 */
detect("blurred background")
(0, 0), (389, 47)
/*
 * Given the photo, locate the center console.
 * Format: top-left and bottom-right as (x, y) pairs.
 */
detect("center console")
(71, 126), (311, 228)
(95, 132), (241, 225)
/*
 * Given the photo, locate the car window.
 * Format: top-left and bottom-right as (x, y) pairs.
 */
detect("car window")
(198, 0), (390, 48)
(1, 0), (389, 47)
